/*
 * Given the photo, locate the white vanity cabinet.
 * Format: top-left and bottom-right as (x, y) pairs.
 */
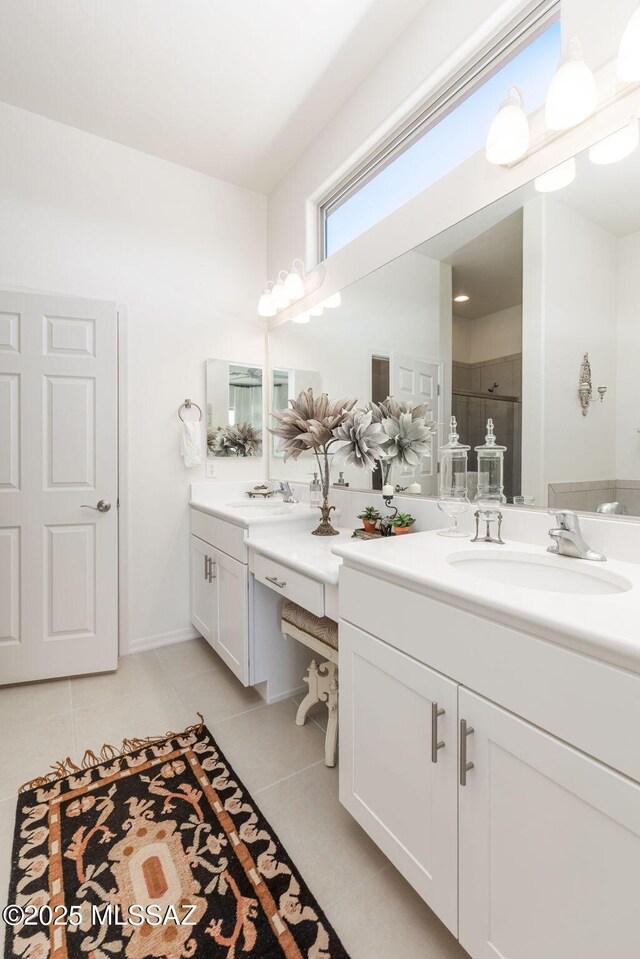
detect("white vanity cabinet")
(459, 689), (640, 959)
(340, 622), (459, 935)
(190, 506), (250, 685)
(339, 567), (640, 959)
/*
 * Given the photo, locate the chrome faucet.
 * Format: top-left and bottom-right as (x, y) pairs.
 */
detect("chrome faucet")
(274, 481), (298, 504)
(547, 510), (605, 561)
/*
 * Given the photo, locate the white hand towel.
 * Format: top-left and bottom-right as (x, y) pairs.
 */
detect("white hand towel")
(181, 420), (202, 468)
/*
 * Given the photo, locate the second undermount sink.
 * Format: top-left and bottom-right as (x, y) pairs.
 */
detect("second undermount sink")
(448, 549), (632, 595)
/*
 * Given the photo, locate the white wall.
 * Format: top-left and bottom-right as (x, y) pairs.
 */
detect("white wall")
(0, 101), (267, 650)
(453, 305), (522, 365)
(616, 229), (640, 480)
(522, 196), (617, 503)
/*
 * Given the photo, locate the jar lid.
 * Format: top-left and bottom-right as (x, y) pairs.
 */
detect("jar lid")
(474, 418), (506, 453)
(439, 415), (470, 452)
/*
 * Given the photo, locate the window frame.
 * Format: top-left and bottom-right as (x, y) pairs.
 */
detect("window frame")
(317, 0), (560, 260)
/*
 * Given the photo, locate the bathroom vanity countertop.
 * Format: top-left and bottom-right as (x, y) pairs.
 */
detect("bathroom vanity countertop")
(246, 526), (354, 585)
(190, 498), (325, 529)
(333, 531), (640, 674)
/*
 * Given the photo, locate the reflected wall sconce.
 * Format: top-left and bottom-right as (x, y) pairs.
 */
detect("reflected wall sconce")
(588, 118), (639, 164)
(578, 352), (607, 416)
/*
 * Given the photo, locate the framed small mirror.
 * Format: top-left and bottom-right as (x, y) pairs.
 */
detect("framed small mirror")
(206, 360), (263, 458)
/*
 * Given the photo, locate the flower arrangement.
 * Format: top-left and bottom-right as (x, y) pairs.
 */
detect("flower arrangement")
(208, 422), (262, 457)
(270, 389), (436, 536)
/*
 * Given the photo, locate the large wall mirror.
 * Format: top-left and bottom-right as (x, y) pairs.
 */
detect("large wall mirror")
(206, 360), (263, 457)
(269, 139), (640, 517)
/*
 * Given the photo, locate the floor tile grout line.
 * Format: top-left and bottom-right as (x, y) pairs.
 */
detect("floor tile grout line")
(324, 863), (392, 911)
(252, 759), (326, 796)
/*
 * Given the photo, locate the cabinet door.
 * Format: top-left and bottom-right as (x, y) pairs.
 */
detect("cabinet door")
(339, 622), (459, 935)
(459, 689), (640, 959)
(212, 546), (249, 685)
(190, 535), (215, 646)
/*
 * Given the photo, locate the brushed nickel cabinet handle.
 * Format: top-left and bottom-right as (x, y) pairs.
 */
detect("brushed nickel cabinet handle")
(265, 575), (287, 589)
(208, 557), (216, 582)
(459, 719), (475, 786)
(204, 554), (209, 580)
(431, 702), (445, 763)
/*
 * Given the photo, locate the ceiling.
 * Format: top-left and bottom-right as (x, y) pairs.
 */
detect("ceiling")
(443, 211), (523, 321)
(0, 0), (428, 193)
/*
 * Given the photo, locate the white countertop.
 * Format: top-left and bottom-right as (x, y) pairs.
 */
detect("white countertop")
(333, 531), (640, 674)
(190, 497), (324, 529)
(246, 526), (355, 585)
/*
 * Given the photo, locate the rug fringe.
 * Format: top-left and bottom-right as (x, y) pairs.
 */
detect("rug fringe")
(18, 713), (204, 794)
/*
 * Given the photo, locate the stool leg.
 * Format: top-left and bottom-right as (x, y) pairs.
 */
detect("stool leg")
(296, 659), (320, 726)
(324, 663), (339, 767)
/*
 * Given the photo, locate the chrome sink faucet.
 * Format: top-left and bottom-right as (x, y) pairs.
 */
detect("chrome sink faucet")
(274, 481), (298, 504)
(547, 510), (605, 561)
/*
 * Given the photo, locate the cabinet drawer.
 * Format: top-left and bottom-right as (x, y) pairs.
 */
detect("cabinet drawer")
(253, 553), (324, 617)
(190, 507), (246, 563)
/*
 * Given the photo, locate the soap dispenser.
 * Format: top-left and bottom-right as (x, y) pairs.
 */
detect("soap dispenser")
(309, 471), (321, 509)
(474, 418), (507, 506)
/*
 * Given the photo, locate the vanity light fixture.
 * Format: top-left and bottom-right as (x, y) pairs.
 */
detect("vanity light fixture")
(453, 294), (470, 303)
(589, 119), (639, 164)
(322, 291), (342, 308)
(257, 282), (276, 317)
(486, 86), (530, 165)
(534, 157), (576, 192)
(618, 5), (640, 82)
(545, 38), (597, 131)
(272, 271), (291, 310)
(283, 259), (305, 301)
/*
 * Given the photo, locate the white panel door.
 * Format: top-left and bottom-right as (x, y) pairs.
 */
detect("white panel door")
(459, 689), (640, 959)
(0, 291), (118, 683)
(339, 622), (459, 935)
(390, 352), (440, 494)
(212, 546), (249, 685)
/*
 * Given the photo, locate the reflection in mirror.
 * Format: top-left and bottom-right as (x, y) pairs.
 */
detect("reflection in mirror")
(269, 137), (640, 517)
(270, 367), (321, 467)
(206, 360), (263, 457)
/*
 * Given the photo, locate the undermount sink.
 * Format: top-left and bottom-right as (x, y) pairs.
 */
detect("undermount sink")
(448, 549), (632, 595)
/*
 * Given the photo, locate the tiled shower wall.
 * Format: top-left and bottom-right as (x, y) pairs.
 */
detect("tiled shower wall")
(548, 480), (640, 515)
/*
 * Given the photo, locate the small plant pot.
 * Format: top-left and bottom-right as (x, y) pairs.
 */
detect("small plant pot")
(362, 519), (378, 534)
(392, 525), (413, 535)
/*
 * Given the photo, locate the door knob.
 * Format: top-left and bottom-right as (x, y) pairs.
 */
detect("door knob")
(81, 499), (112, 512)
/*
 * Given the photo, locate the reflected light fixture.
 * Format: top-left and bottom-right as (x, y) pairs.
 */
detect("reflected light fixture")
(486, 86), (530, 165)
(534, 157), (576, 192)
(323, 291), (342, 308)
(545, 38), (597, 131)
(283, 258), (305, 301)
(309, 302), (324, 316)
(589, 119), (639, 164)
(271, 271), (291, 310)
(618, 5), (640, 82)
(453, 294), (470, 303)
(292, 311), (310, 324)
(257, 282), (276, 317)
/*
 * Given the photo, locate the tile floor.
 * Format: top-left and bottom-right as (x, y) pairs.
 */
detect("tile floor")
(0, 637), (469, 958)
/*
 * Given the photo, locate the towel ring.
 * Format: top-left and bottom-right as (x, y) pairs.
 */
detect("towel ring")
(178, 398), (202, 422)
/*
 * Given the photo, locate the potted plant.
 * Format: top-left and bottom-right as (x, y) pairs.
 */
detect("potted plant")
(390, 512), (416, 535)
(358, 506), (380, 534)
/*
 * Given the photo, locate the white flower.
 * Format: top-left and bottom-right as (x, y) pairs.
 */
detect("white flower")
(332, 409), (387, 470)
(382, 412), (433, 467)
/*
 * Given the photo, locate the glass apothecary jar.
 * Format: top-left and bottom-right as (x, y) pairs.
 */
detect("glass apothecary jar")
(437, 416), (470, 537)
(475, 418), (507, 507)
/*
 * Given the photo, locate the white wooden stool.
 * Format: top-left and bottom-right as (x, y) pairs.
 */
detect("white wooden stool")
(281, 599), (339, 767)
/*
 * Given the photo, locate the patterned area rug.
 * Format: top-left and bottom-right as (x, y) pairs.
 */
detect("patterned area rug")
(5, 718), (350, 958)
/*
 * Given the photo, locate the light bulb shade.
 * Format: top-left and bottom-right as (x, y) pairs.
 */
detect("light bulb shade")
(589, 120), (639, 165)
(534, 157), (576, 193)
(283, 270), (305, 300)
(271, 281), (290, 310)
(292, 311), (310, 324)
(309, 303), (324, 316)
(486, 88), (530, 165)
(545, 39), (597, 131)
(257, 290), (276, 317)
(323, 291), (341, 308)
(618, 7), (640, 82)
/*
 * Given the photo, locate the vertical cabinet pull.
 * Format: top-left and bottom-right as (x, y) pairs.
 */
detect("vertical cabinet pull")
(204, 554), (209, 580)
(431, 702), (445, 763)
(459, 719), (475, 786)
(208, 558), (216, 582)
(204, 556), (216, 582)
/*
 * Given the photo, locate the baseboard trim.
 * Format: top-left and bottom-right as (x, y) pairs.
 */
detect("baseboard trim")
(128, 627), (200, 655)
